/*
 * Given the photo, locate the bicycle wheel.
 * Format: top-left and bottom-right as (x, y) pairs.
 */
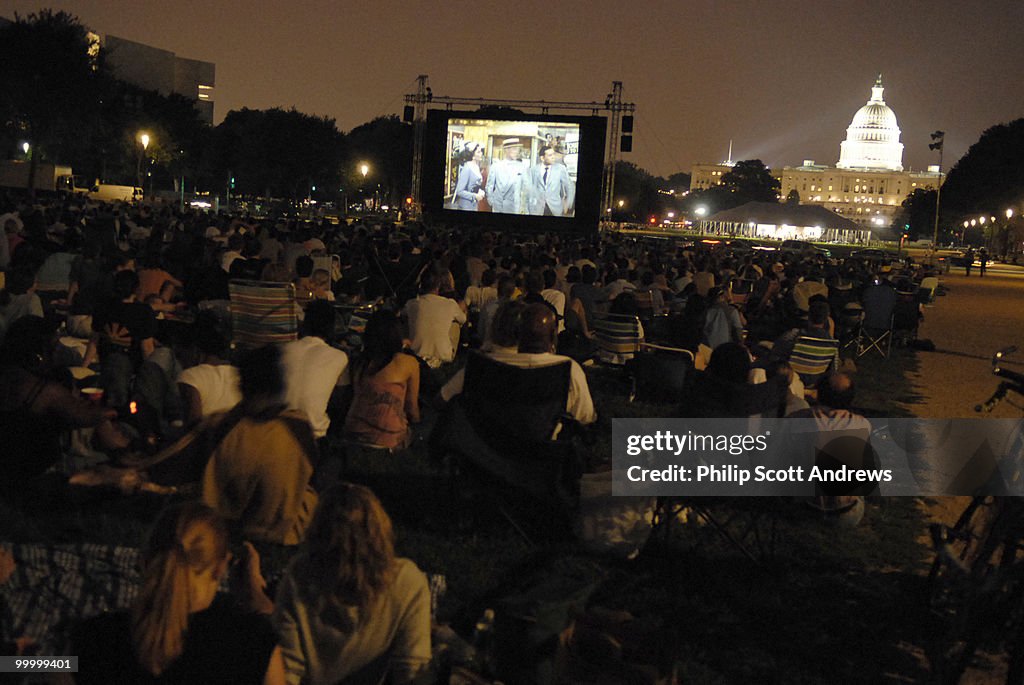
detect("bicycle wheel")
(928, 497), (999, 604)
(929, 498), (1024, 683)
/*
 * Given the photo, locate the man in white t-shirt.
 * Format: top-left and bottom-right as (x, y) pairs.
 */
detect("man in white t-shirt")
(281, 301), (350, 440)
(440, 303), (596, 425)
(402, 270), (467, 368)
(176, 316), (241, 424)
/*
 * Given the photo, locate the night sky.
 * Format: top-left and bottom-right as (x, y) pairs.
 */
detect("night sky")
(6, 1), (1024, 178)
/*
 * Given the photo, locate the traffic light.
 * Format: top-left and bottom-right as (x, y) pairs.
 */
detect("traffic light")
(230, 176), (236, 189)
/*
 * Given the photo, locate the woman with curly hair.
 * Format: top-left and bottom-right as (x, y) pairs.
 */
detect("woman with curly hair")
(273, 483), (431, 684)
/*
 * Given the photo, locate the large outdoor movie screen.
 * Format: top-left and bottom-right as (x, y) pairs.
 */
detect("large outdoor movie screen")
(443, 118), (581, 218)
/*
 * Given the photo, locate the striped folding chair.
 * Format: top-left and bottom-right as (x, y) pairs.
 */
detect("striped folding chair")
(789, 335), (840, 387)
(591, 312), (644, 365)
(228, 279), (299, 349)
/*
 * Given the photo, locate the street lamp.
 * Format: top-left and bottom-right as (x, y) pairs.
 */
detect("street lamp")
(21, 142), (30, 156)
(358, 163), (369, 211)
(137, 132), (151, 192)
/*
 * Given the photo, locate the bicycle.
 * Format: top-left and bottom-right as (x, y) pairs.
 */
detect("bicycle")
(927, 346), (1024, 683)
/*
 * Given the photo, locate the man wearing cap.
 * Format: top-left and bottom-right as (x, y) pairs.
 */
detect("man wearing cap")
(527, 145), (575, 217)
(485, 138), (526, 214)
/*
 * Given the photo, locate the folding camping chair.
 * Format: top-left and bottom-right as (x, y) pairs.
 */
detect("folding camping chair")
(629, 342), (694, 404)
(838, 302), (864, 353)
(228, 279), (298, 349)
(311, 253), (341, 283)
(892, 297), (922, 347)
(855, 283), (897, 358)
(591, 312), (644, 365)
(429, 352), (581, 544)
(918, 276), (939, 304)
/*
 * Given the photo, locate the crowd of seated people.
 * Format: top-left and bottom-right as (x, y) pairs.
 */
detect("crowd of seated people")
(0, 190), (947, 679)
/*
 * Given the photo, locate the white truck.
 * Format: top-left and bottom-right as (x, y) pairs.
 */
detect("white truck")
(0, 160), (76, 193)
(73, 177), (141, 202)
(0, 160), (141, 202)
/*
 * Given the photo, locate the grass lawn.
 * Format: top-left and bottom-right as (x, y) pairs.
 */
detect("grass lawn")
(1, 345), (942, 682)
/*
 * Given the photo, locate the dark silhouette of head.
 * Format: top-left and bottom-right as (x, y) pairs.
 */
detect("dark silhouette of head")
(706, 342), (751, 385)
(302, 300), (336, 341)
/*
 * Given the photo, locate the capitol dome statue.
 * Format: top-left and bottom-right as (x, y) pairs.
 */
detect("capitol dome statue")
(836, 75), (904, 171)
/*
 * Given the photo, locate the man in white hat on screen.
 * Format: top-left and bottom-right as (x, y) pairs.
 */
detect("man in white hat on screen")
(485, 138), (527, 214)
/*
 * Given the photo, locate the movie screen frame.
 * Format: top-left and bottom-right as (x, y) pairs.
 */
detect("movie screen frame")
(422, 110), (606, 234)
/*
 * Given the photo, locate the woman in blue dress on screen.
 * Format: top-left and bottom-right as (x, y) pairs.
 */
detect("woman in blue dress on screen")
(452, 141), (485, 211)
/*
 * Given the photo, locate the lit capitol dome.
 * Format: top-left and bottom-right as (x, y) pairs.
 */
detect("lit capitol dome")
(836, 74), (904, 172)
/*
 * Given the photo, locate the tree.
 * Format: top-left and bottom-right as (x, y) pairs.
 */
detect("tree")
(785, 189), (801, 204)
(0, 10), (111, 191)
(941, 119), (1024, 218)
(611, 161), (668, 221)
(664, 172), (692, 194)
(207, 108), (345, 202)
(719, 159), (781, 204)
(344, 116), (412, 207)
(73, 81), (211, 191)
(892, 188), (938, 242)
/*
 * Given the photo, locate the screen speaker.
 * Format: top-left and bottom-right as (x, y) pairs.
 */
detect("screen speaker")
(403, 105), (414, 123)
(621, 115), (634, 133)
(620, 135), (633, 152)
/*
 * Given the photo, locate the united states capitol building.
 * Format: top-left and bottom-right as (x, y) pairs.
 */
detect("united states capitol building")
(691, 76), (943, 232)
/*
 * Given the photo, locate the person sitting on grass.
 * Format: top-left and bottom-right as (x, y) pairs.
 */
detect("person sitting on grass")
(73, 502), (285, 684)
(0, 316), (128, 490)
(681, 342), (790, 419)
(273, 483), (432, 685)
(343, 311), (421, 450)
(200, 344), (319, 546)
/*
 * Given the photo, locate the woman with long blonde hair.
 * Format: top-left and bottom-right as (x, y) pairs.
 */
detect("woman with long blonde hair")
(73, 502), (285, 684)
(274, 483), (431, 684)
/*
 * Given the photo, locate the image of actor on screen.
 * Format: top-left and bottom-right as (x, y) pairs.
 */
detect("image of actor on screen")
(527, 145), (575, 217)
(485, 138), (527, 214)
(451, 141), (485, 210)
